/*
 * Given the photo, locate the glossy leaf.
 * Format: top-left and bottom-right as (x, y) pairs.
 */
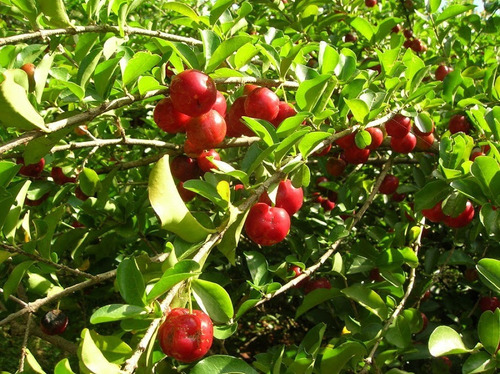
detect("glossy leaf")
(192, 279), (234, 323)
(90, 304), (149, 324)
(146, 260), (200, 301)
(78, 329), (122, 374)
(477, 258), (500, 294)
(123, 52), (161, 86)
(341, 284), (388, 320)
(116, 257), (146, 306)
(191, 355), (258, 374)
(428, 326), (471, 356)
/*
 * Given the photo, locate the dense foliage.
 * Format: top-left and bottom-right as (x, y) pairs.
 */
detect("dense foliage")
(0, 0), (499, 373)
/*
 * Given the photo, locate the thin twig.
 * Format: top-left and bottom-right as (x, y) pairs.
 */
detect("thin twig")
(18, 312), (32, 372)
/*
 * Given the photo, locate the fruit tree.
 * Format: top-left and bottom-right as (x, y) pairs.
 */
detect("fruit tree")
(0, 0), (499, 373)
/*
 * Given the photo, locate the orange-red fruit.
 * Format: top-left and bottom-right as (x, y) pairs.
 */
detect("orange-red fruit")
(422, 201), (445, 223)
(415, 133), (435, 151)
(244, 87), (280, 122)
(186, 110), (227, 150)
(243, 84), (259, 95)
(40, 310), (68, 335)
(366, 127), (384, 150)
(335, 133), (356, 149)
(326, 157), (347, 177)
(275, 179), (304, 216)
(271, 101), (297, 128)
(245, 203), (291, 246)
(343, 146), (370, 164)
(435, 65), (452, 81)
(170, 155), (202, 182)
(379, 174), (399, 195)
(390, 132), (417, 153)
(197, 149), (221, 172)
(183, 139), (203, 158)
(344, 33), (357, 42)
(449, 114), (471, 134)
(153, 97), (191, 134)
(443, 201), (474, 228)
(51, 167), (76, 185)
(321, 199), (336, 211)
(304, 278), (331, 294)
(211, 91), (227, 117)
(75, 186), (89, 201)
(365, 0), (376, 7)
(392, 25), (401, 33)
(170, 70), (217, 117)
(17, 157), (45, 178)
(177, 182), (196, 202)
(385, 114), (412, 138)
(225, 96), (253, 137)
(403, 29), (413, 39)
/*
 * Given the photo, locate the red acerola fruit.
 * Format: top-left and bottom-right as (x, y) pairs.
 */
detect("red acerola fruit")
(321, 199), (336, 211)
(51, 167), (76, 185)
(391, 192), (406, 202)
(158, 308), (213, 363)
(245, 203), (291, 246)
(343, 146), (370, 164)
(290, 265), (309, 288)
(479, 296), (500, 312)
(183, 139), (204, 158)
(171, 155), (202, 182)
(197, 149), (221, 173)
(448, 114), (471, 134)
(391, 24), (402, 33)
(385, 114), (412, 138)
(403, 29), (413, 39)
(344, 33), (357, 43)
(379, 174), (400, 195)
(75, 186), (89, 201)
(422, 201), (445, 223)
(40, 310), (68, 335)
(316, 176), (329, 192)
(304, 277), (331, 294)
(271, 101), (297, 128)
(335, 132), (356, 149)
(21, 63), (36, 90)
(411, 39), (425, 53)
(275, 179), (304, 216)
(390, 132), (417, 153)
(314, 143), (332, 157)
(419, 312), (429, 333)
(17, 157), (45, 178)
(326, 157), (347, 177)
(244, 87), (280, 122)
(464, 268), (478, 282)
(153, 97), (191, 134)
(177, 182), (196, 202)
(365, 0), (377, 7)
(312, 192), (324, 204)
(440, 356), (453, 369)
(415, 132), (435, 151)
(186, 109), (227, 150)
(328, 190), (338, 202)
(211, 91), (227, 117)
(225, 96), (254, 137)
(75, 124), (88, 136)
(443, 200), (474, 228)
(470, 150), (484, 161)
(25, 192), (50, 207)
(243, 84), (259, 95)
(435, 65), (452, 81)
(403, 39), (413, 49)
(170, 70), (217, 117)
(366, 127), (384, 150)
(370, 268), (384, 282)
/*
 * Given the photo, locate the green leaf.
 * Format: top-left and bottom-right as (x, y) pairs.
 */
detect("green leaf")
(428, 326), (471, 356)
(78, 329), (122, 374)
(318, 41), (339, 75)
(217, 207), (249, 265)
(355, 130), (371, 149)
(200, 30), (221, 65)
(0, 70), (46, 131)
(462, 351), (495, 374)
(0, 161), (22, 188)
(209, 0), (233, 25)
(3, 261), (34, 301)
(345, 99), (369, 123)
(298, 132), (331, 158)
(296, 74), (332, 112)
(350, 17), (374, 42)
(334, 50), (357, 82)
(36, 205), (65, 259)
(320, 342), (366, 374)
(138, 76), (164, 95)
(123, 52), (161, 87)
(439, 133), (474, 172)
(213, 323), (238, 339)
(146, 260), (200, 301)
(192, 279), (234, 323)
(341, 284), (388, 320)
(241, 117), (277, 147)
(116, 257), (146, 306)
(37, 0), (72, 27)
(163, 1), (200, 23)
(25, 348), (47, 373)
(54, 358), (76, 374)
(429, 0), (441, 13)
(414, 113), (434, 134)
(414, 180), (451, 211)
(94, 57), (121, 99)
(90, 304), (149, 324)
(234, 43), (258, 69)
(471, 156), (500, 200)
(295, 288), (338, 319)
(206, 36), (252, 73)
(386, 315), (412, 348)
(477, 258), (500, 294)
(80, 167), (101, 197)
(2, 180), (30, 242)
(191, 355), (258, 374)
(478, 309), (500, 355)
(435, 4), (476, 25)
(244, 251), (271, 287)
(374, 18), (399, 42)
(274, 129), (309, 164)
(24, 127), (73, 165)
(148, 155), (214, 243)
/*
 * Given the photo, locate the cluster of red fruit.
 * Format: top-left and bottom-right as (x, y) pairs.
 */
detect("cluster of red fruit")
(290, 265), (331, 294)
(244, 180), (303, 246)
(422, 199), (475, 228)
(401, 28), (427, 53)
(157, 308), (213, 363)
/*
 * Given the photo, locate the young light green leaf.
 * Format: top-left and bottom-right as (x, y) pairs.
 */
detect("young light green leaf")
(341, 284), (388, 320)
(192, 279), (234, 323)
(345, 99), (369, 123)
(78, 329), (122, 374)
(435, 4), (476, 25)
(123, 52), (161, 87)
(80, 168), (101, 197)
(163, 2), (200, 23)
(54, 358), (76, 374)
(3, 261), (34, 301)
(478, 309), (500, 355)
(148, 155), (215, 243)
(350, 17), (374, 41)
(296, 74), (332, 111)
(146, 260), (200, 301)
(428, 326), (471, 356)
(206, 36), (252, 73)
(320, 342), (366, 374)
(477, 258), (500, 294)
(37, 0), (72, 27)
(90, 304), (149, 324)
(191, 355), (258, 374)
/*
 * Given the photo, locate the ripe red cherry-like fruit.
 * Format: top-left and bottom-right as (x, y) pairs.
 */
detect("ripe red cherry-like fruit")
(225, 96), (254, 137)
(366, 127), (384, 150)
(385, 114), (412, 138)
(443, 200), (474, 228)
(245, 203), (291, 246)
(419, 312), (429, 333)
(75, 186), (89, 201)
(422, 201), (445, 223)
(197, 149), (221, 173)
(211, 91), (227, 117)
(304, 277), (331, 294)
(391, 24), (401, 33)
(290, 265), (309, 288)
(343, 146), (370, 164)
(435, 65), (452, 81)
(271, 101), (297, 128)
(335, 133), (356, 149)
(243, 84), (259, 95)
(17, 157), (45, 178)
(448, 114), (471, 134)
(186, 109), (227, 150)
(415, 132), (435, 151)
(365, 0), (377, 7)
(158, 308), (213, 363)
(379, 174), (399, 195)
(51, 167), (76, 185)
(390, 132), (417, 153)
(391, 192), (406, 202)
(464, 268), (478, 282)
(370, 268), (384, 282)
(479, 296), (500, 312)
(40, 310), (68, 335)
(183, 139), (203, 158)
(403, 29), (413, 39)
(326, 157), (347, 177)
(170, 70), (217, 117)
(344, 33), (357, 42)
(244, 87), (280, 122)
(275, 179), (304, 216)
(177, 182), (196, 202)
(411, 39), (425, 53)
(314, 143), (332, 157)
(153, 97), (191, 134)
(170, 156), (202, 182)
(321, 199), (336, 211)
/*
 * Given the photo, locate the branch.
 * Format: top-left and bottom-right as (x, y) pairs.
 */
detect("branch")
(0, 243), (95, 279)
(18, 312), (32, 372)
(0, 25), (202, 47)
